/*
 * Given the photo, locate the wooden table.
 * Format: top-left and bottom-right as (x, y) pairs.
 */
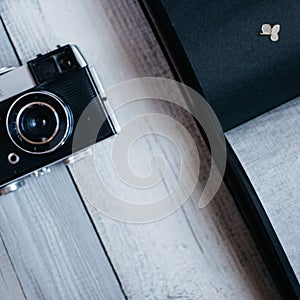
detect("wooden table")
(0, 0), (281, 299)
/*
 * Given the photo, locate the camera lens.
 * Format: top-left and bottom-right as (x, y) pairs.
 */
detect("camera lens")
(7, 91), (73, 154)
(18, 103), (59, 144)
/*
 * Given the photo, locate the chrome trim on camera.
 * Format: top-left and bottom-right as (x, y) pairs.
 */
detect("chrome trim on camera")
(6, 91), (73, 155)
(89, 67), (121, 134)
(0, 180), (25, 196)
(8, 153), (20, 165)
(31, 167), (51, 178)
(64, 147), (93, 165)
(0, 67), (16, 75)
(0, 65), (35, 102)
(89, 67), (107, 100)
(70, 45), (88, 68)
(16, 101), (60, 145)
(103, 100), (121, 134)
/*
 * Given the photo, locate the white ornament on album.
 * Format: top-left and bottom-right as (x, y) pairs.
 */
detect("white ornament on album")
(260, 24), (280, 42)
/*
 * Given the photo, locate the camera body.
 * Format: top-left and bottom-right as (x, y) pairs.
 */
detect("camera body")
(0, 45), (119, 192)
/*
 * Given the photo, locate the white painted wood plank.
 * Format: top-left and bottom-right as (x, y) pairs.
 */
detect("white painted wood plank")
(0, 235), (26, 300)
(226, 96), (300, 282)
(0, 21), (31, 300)
(41, 0), (280, 298)
(1, 0), (281, 299)
(0, 3), (126, 299)
(0, 17), (20, 67)
(0, 166), (125, 299)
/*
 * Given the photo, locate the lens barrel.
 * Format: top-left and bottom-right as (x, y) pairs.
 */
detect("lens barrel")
(7, 91), (73, 154)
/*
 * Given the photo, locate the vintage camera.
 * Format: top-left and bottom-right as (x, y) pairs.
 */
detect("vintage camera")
(0, 45), (119, 195)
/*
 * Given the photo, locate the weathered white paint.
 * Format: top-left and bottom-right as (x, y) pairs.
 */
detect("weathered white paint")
(0, 2), (125, 299)
(0, 0), (281, 298)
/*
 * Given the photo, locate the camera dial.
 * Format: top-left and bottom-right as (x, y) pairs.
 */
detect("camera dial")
(7, 91), (73, 154)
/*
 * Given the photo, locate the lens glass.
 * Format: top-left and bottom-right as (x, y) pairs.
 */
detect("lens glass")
(18, 103), (59, 144)
(7, 91), (73, 154)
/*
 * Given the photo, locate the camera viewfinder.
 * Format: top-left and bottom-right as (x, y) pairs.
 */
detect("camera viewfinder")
(33, 57), (59, 83)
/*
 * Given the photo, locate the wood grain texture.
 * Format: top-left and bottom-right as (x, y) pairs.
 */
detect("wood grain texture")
(0, 166), (125, 299)
(9, 0), (280, 298)
(0, 0), (281, 299)
(0, 235), (26, 300)
(0, 20), (31, 300)
(0, 17), (20, 67)
(0, 2), (125, 299)
(226, 96), (300, 283)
